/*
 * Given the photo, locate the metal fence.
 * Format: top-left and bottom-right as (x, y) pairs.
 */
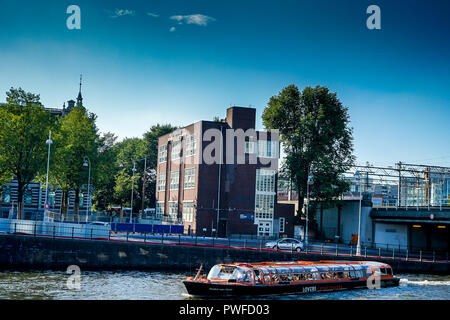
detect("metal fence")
(1, 219), (448, 264)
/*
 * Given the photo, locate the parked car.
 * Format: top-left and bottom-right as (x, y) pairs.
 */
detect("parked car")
(88, 221), (110, 227)
(265, 238), (304, 252)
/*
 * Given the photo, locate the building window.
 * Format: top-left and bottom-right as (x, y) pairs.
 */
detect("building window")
(156, 201), (165, 216)
(184, 168), (196, 189)
(171, 140), (182, 160)
(257, 140), (278, 158)
(256, 169), (276, 193)
(245, 141), (255, 153)
(49, 191), (56, 206)
(255, 169), (276, 221)
(79, 193), (84, 206)
(170, 171), (179, 190)
(255, 194), (274, 220)
(168, 201), (178, 220)
(279, 217), (285, 233)
(158, 145), (167, 163)
(157, 174), (166, 192)
(24, 188), (33, 205)
(185, 135), (197, 157)
(3, 188), (11, 204)
(183, 201), (194, 222)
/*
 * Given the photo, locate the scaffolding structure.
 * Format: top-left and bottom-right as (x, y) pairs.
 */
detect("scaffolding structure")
(345, 162), (450, 209)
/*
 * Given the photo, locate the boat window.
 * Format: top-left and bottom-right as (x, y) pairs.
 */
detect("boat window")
(234, 268), (254, 284)
(386, 268), (393, 275)
(355, 270), (364, 278)
(372, 268), (382, 276)
(253, 269), (263, 284)
(207, 265), (236, 280)
(349, 270), (356, 278)
(271, 272), (279, 283)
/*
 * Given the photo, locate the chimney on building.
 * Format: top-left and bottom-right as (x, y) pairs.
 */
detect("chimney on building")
(225, 106), (256, 130)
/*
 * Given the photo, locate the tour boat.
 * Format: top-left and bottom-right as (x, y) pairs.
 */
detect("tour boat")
(183, 260), (400, 296)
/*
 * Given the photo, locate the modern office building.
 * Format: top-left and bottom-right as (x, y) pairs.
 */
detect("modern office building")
(155, 106), (295, 238)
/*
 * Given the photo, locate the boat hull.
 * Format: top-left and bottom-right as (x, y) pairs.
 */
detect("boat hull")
(183, 277), (400, 297)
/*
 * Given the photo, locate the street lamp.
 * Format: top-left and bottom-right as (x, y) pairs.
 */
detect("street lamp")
(120, 158), (155, 223)
(44, 130), (53, 213)
(305, 169), (313, 246)
(130, 162), (137, 224)
(83, 156), (91, 223)
(355, 171), (362, 256)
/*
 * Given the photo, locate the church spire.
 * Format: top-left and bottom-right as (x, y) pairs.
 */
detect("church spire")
(76, 74), (83, 107)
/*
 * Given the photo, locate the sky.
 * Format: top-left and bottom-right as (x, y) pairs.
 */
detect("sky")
(0, 0), (449, 167)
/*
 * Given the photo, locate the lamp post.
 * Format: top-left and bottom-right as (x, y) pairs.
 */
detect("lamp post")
(356, 171), (362, 256)
(130, 162), (137, 224)
(44, 130), (53, 213)
(83, 156), (91, 223)
(305, 169), (313, 246)
(120, 158), (154, 222)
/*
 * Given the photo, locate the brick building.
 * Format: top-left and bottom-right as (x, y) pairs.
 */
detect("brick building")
(155, 106), (295, 238)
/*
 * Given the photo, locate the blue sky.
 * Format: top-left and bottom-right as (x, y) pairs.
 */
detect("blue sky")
(0, 0), (449, 167)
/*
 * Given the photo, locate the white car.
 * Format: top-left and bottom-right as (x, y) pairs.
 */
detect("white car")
(265, 238), (304, 252)
(88, 221), (110, 227)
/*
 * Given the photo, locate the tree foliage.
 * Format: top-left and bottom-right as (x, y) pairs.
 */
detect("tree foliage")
(262, 85), (355, 221)
(51, 106), (100, 214)
(0, 88), (53, 218)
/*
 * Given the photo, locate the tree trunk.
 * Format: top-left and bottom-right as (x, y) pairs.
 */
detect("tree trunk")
(297, 195), (305, 219)
(61, 190), (69, 215)
(74, 188), (80, 216)
(16, 184), (24, 220)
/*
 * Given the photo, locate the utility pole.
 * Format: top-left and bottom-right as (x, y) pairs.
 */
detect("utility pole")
(130, 162), (136, 223)
(356, 172), (362, 256)
(216, 126), (223, 238)
(141, 157), (147, 216)
(44, 130), (53, 212)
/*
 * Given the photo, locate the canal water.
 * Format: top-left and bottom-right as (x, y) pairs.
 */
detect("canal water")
(0, 271), (448, 300)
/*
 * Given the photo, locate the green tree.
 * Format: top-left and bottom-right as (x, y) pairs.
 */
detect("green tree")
(51, 106), (100, 215)
(262, 85), (355, 221)
(112, 137), (145, 212)
(91, 132), (119, 211)
(0, 88), (53, 218)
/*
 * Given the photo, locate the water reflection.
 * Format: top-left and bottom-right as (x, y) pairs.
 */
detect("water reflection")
(0, 270), (448, 300)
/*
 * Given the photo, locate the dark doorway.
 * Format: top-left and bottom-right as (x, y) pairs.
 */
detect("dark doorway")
(218, 220), (227, 238)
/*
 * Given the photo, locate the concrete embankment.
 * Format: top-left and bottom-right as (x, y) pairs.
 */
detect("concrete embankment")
(0, 234), (448, 274)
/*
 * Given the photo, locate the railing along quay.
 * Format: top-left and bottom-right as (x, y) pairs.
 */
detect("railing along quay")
(1, 220), (448, 265)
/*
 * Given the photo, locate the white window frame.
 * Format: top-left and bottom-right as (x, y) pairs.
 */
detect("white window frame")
(182, 201), (194, 223)
(170, 171), (179, 190)
(171, 140), (182, 160)
(168, 201), (178, 220)
(158, 144), (167, 163)
(185, 135), (197, 157)
(156, 201), (165, 216)
(257, 140), (278, 158)
(245, 141), (255, 154)
(157, 173), (166, 192)
(184, 168), (196, 189)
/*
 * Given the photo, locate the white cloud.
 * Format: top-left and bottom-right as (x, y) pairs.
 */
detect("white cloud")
(169, 14), (216, 26)
(107, 9), (136, 18)
(146, 12), (159, 18)
(169, 26), (176, 32)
